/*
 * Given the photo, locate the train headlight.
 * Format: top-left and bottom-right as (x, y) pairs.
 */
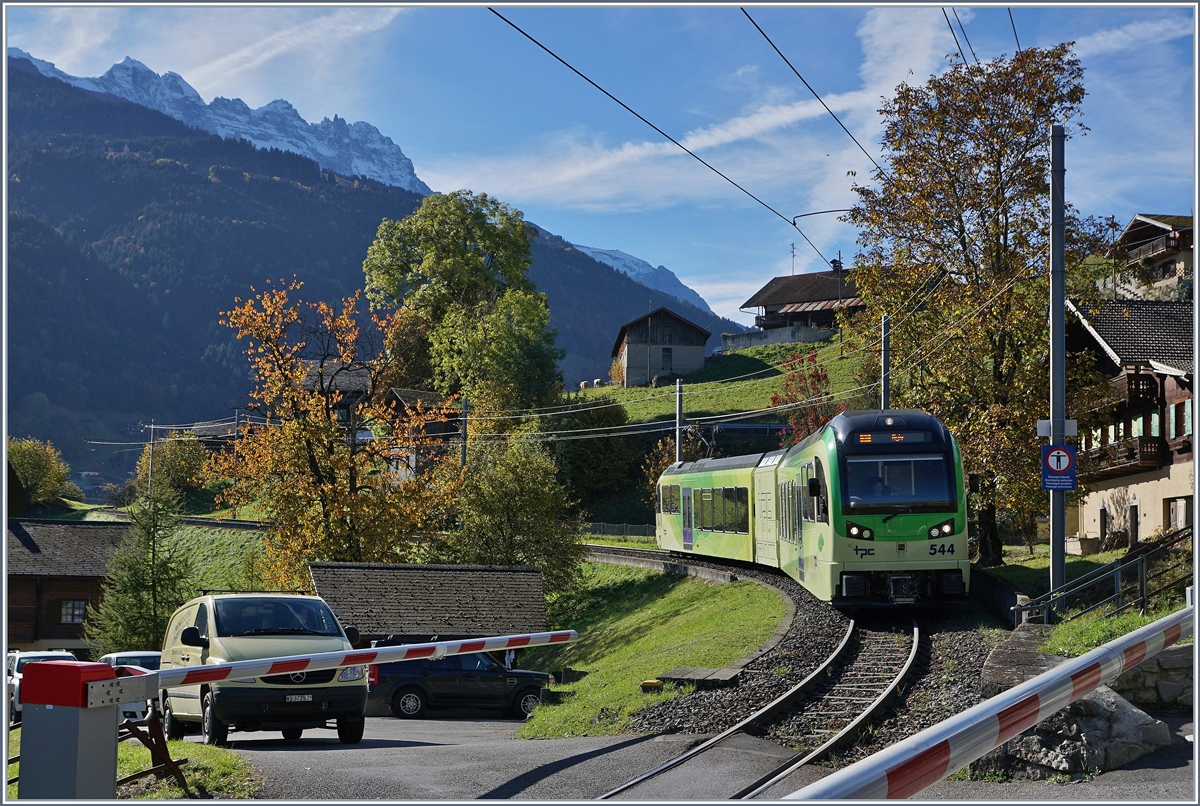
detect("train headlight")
(929, 519), (955, 539)
(846, 522), (873, 540)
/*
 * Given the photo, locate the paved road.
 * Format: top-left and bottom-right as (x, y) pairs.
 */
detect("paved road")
(205, 709), (1194, 800)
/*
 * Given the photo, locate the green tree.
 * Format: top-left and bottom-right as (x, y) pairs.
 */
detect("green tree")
(362, 190), (563, 412)
(7, 436), (71, 504)
(430, 289), (563, 411)
(843, 45), (1112, 566)
(135, 430), (210, 496)
(641, 430), (710, 506)
(439, 433), (587, 598)
(548, 394), (637, 515)
(84, 489), (195, 655)
(363, 190), (535, 318)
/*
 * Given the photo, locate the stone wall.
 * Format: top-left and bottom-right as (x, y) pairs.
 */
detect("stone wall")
(1110, 644), (1193, 708)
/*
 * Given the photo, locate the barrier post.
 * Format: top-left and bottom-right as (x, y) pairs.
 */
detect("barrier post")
(17, 661), (120, 799)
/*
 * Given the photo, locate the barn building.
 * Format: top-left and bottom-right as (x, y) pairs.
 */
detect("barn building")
(611, 307), (710, 388)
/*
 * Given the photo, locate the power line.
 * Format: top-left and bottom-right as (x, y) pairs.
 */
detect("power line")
(950, 8), (979, 64)
(740, 8), (886, 177)
(941, 8), (968, 65)
(1008, 8), (1022, 52)
(487, 7), (833, 269)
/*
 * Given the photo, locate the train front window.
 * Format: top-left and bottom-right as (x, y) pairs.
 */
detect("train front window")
(842, 454), (954, 513)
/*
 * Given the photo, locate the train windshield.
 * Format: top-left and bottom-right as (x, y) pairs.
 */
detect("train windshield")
(841, 453), (955, 513)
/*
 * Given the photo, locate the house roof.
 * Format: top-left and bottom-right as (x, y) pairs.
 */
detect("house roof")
(308, 562), (547, 639)
(1067, 299), (1193, 376)
(611, 307), (712, 359)
(6, 519), (128, 577)
(741, 270), (860, 309)
(1116, 214), (1193, 246)
(300, 361), (371, 395)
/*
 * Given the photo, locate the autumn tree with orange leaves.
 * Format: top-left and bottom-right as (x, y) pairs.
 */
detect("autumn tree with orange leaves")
(210, 280), (460, 588)
(770, 351), (845, 448)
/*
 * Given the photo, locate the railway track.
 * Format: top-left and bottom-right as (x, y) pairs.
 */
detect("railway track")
(598, 616), (919, 800)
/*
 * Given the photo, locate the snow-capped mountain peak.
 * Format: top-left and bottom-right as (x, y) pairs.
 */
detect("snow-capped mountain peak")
(570, 244), (715, 315)
(7, 47), (431, 195)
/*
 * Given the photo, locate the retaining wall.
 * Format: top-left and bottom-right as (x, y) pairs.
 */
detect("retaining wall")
(969, 567), (1030, 628)
(1110, 643), (1193, 708)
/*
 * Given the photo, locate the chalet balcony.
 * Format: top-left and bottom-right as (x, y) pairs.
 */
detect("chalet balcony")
(1113, 373), (1158, 407)
(1081, 436), (1170, 482)
(755, 312), (788, 329)
(1126, 234), (1180, 266)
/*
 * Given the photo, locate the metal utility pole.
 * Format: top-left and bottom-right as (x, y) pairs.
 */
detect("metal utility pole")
(675, 380), (683, 463)
(1049, 124), (1067, 594)
(146, 420), (155, 495)
(647, 301), (653, 388)
(881, 314), (891, 410)
(460, 396), (468, 468)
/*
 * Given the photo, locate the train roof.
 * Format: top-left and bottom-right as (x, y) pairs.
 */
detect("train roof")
(661, 453), (765, 476)
(826, 409), (951, 442)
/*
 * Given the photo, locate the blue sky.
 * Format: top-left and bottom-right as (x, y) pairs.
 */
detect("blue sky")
(6, 4), (1195, 326)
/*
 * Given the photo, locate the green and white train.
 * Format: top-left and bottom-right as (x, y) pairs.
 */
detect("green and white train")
(655, 409), (970, 605)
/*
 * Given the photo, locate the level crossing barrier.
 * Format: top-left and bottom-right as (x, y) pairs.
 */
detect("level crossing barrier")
(787, 605), (1193, 799)
(14, 629), (576, 799)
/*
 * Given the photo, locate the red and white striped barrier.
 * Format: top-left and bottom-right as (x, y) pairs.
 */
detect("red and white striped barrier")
(787, 606), (1193, 800)
(90, 630), (577, 704)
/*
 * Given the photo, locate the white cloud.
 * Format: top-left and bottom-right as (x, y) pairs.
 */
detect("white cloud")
(188, 8), (406, 89)
(1073, 18), (1192, 58)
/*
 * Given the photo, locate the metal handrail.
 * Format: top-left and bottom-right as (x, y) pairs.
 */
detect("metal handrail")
(1012, 527), (1192, 622)
(787, 606), (1194, 799)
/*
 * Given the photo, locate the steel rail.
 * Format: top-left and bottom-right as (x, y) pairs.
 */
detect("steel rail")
(787, 605), (1193, 799)
(734, 616), (920, 798)
(596, 617), (858, 799)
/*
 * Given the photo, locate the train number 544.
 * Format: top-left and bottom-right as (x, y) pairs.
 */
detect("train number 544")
(928, 543), (956, 555)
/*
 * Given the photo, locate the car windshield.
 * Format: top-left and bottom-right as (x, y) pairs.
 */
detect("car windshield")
(214, 598), (342, 637)
(16, 654), (73, 671)
(842, 454), (955, 513)
(114, 655), (161, 670)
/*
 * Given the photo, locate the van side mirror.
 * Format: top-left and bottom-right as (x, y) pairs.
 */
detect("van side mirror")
(968, 474), (981, 493)
(344, 626), (360, 646)
(180, 626), (208, 648)
(807, 478), (821, 498)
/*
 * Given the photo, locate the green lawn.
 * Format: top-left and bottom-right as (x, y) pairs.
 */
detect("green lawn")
(581, 338), (865, 425)
(983, 544), (1128, 600)
(517, 562), (787, 738)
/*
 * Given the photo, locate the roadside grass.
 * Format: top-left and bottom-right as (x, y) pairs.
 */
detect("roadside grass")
(983, 545), (1127, 599)
(1038, 592), (1192, 658)
(581, 338), (863, 425)
(6, 729), (258, 799)
(167, 525), (265, 592)
(517, 562), (787, 738)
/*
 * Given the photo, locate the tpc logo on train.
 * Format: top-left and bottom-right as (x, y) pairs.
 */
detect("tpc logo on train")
(1041, 445), (1076, 490)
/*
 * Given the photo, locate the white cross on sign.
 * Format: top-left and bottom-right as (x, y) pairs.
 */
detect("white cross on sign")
(1046, 448), (1072, 472)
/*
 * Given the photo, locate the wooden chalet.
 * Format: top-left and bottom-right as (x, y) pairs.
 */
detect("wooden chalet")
(611, 307), (710, 388)
(1108, 214), (1193, 299)
(1068, 299), (1193, 545)
(6, 519), (128, 655)
(740, 267), (864, 332)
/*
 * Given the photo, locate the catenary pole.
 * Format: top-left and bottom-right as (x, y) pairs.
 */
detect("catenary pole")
(881, 314), (891, 410)
(675, 379), (683, 463)
(1050, 124), (1067, 594)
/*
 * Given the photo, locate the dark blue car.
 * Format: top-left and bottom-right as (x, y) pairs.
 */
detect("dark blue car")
(368, 652), (550, 719)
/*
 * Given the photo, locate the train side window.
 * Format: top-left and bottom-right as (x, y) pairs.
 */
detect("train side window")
(722, 488), (737, 533)
(736, 487), (750, 533)
(814, 457), (829, 523)
(672, 485), (681, 514)
(801, 465), (815, 522)
(700, 488), (713, 530)
(713, 488), (726, 531)
(656, 486), (663, 514)
(777, 481), (788, 539)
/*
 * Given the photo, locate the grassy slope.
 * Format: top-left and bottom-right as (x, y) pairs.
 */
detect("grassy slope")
(580, 338), (864, 424)
(518, 562), (786, 738)
(984, 545), (1127, 600)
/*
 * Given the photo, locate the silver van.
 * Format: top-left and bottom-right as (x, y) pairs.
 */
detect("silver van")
(160, 593), (366, 745)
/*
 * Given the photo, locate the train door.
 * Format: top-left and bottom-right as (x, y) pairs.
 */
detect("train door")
(681, 487), (693, 550)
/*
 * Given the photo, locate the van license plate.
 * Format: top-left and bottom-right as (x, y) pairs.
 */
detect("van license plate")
(285, 694), (313, 702)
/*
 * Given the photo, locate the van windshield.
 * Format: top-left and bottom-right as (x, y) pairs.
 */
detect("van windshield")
(214, 598), (342, 637)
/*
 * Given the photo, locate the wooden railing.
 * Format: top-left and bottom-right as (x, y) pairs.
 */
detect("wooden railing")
(1082, 435), (1170, 482)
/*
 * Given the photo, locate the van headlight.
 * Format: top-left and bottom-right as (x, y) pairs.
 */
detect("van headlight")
(338, 665), (366, 682)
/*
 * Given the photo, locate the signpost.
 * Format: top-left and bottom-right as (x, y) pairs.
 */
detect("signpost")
(1042, 445), (1076, 491)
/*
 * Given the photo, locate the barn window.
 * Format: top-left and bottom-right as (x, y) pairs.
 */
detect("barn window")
(60, 600), (87, 624)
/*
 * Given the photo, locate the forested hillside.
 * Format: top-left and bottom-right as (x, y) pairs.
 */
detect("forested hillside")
(6, 57), (740, 472)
